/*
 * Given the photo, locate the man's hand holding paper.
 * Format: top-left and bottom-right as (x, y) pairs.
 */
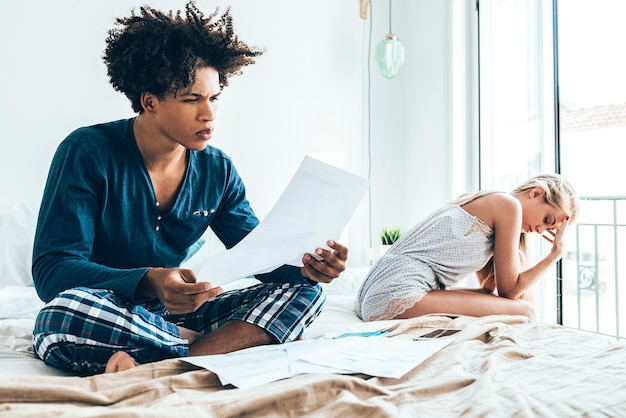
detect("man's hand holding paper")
(197, 156), (369, 287)
(301, 239), (348, 284)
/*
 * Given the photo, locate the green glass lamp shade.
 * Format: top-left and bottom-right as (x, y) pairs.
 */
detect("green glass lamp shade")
(375, 34), (405, 79)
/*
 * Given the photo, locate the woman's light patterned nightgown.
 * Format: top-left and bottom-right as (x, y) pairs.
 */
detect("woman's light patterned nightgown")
(356, 191), (498, 321)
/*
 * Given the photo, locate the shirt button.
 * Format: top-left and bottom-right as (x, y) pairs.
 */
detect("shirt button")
(155, 225), (160, 232)
(157, 215), (162, 221)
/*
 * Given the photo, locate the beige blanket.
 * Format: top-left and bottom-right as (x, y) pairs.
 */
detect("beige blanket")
(1, 315), (624, 417)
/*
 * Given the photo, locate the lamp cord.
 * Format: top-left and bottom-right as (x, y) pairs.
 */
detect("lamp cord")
(388, 0), (393, 34)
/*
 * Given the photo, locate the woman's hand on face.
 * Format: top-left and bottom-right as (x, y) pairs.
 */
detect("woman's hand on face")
(300, 240), (348, 284)
(138, 267), (222, 315)
(541, 217), (570, 258)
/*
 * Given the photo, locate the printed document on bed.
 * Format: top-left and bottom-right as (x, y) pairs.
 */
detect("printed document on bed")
(197, 156), (369, 286)
(182, 336), (452, 389)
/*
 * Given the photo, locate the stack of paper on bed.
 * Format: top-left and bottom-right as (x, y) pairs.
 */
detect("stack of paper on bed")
(182, 333), (452, 388)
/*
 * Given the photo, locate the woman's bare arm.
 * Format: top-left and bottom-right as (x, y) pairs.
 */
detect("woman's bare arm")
(491, 198), (569, 299)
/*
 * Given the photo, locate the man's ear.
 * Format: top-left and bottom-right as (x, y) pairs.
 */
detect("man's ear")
(140, 92), (157, 113)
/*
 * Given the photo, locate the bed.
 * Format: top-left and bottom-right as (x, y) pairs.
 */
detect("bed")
(1, 203), (625, 417)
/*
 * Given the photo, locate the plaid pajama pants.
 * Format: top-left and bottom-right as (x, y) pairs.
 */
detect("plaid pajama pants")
(33, 282), (325, 375)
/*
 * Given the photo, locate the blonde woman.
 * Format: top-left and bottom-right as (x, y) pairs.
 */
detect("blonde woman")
(356, 174), (578, 321)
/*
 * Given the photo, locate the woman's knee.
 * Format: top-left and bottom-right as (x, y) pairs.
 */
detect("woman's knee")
(514, 300), (536, 320)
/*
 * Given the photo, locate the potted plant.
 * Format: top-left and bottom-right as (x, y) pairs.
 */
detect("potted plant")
(379, 225), (401, 256)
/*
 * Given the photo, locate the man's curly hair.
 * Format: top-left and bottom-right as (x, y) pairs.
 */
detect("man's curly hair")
(103, 1), (263, 113)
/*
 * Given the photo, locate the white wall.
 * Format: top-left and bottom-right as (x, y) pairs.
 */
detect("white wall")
(366, 0), (461, 262)
(0, 0), (458, 267)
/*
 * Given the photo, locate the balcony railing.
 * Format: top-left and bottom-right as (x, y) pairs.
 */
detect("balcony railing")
(561, 196), (626, 340)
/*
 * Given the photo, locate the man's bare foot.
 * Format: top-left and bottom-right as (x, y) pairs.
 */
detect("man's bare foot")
(103, 327), (199, 373)
(105, 351), (139, 373)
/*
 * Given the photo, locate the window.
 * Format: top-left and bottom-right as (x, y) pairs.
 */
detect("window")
(477, 0), (557, 321)
(478, 0), (625, 338)
(557, 0), (626, 339)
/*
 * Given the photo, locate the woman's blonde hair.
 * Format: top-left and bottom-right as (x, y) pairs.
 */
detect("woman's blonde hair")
(479, 173), (579, 299)
(511, 173), (579, 224)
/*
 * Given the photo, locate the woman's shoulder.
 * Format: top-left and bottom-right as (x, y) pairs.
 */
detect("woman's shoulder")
(480, 191), (516, 203)
(455, 191), (520, 230)
(452, 190), (511, 205)
(475, 192), (520, 212)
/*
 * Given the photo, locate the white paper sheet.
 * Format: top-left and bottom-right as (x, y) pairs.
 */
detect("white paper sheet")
(182, 336), (452, 389)
(197, 156), (369, 286)
(296, 336), (451, 378)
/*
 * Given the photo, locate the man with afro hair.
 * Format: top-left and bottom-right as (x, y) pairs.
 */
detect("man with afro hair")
(32, 1), (348, 375)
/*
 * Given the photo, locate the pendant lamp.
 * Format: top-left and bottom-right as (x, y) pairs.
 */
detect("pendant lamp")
(375, 0), (404, 79)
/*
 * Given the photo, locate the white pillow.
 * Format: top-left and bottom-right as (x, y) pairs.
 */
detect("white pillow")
(319, 268), (368, 295)
(0, 202), (39, 288)
(0, 286), (44, 319)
